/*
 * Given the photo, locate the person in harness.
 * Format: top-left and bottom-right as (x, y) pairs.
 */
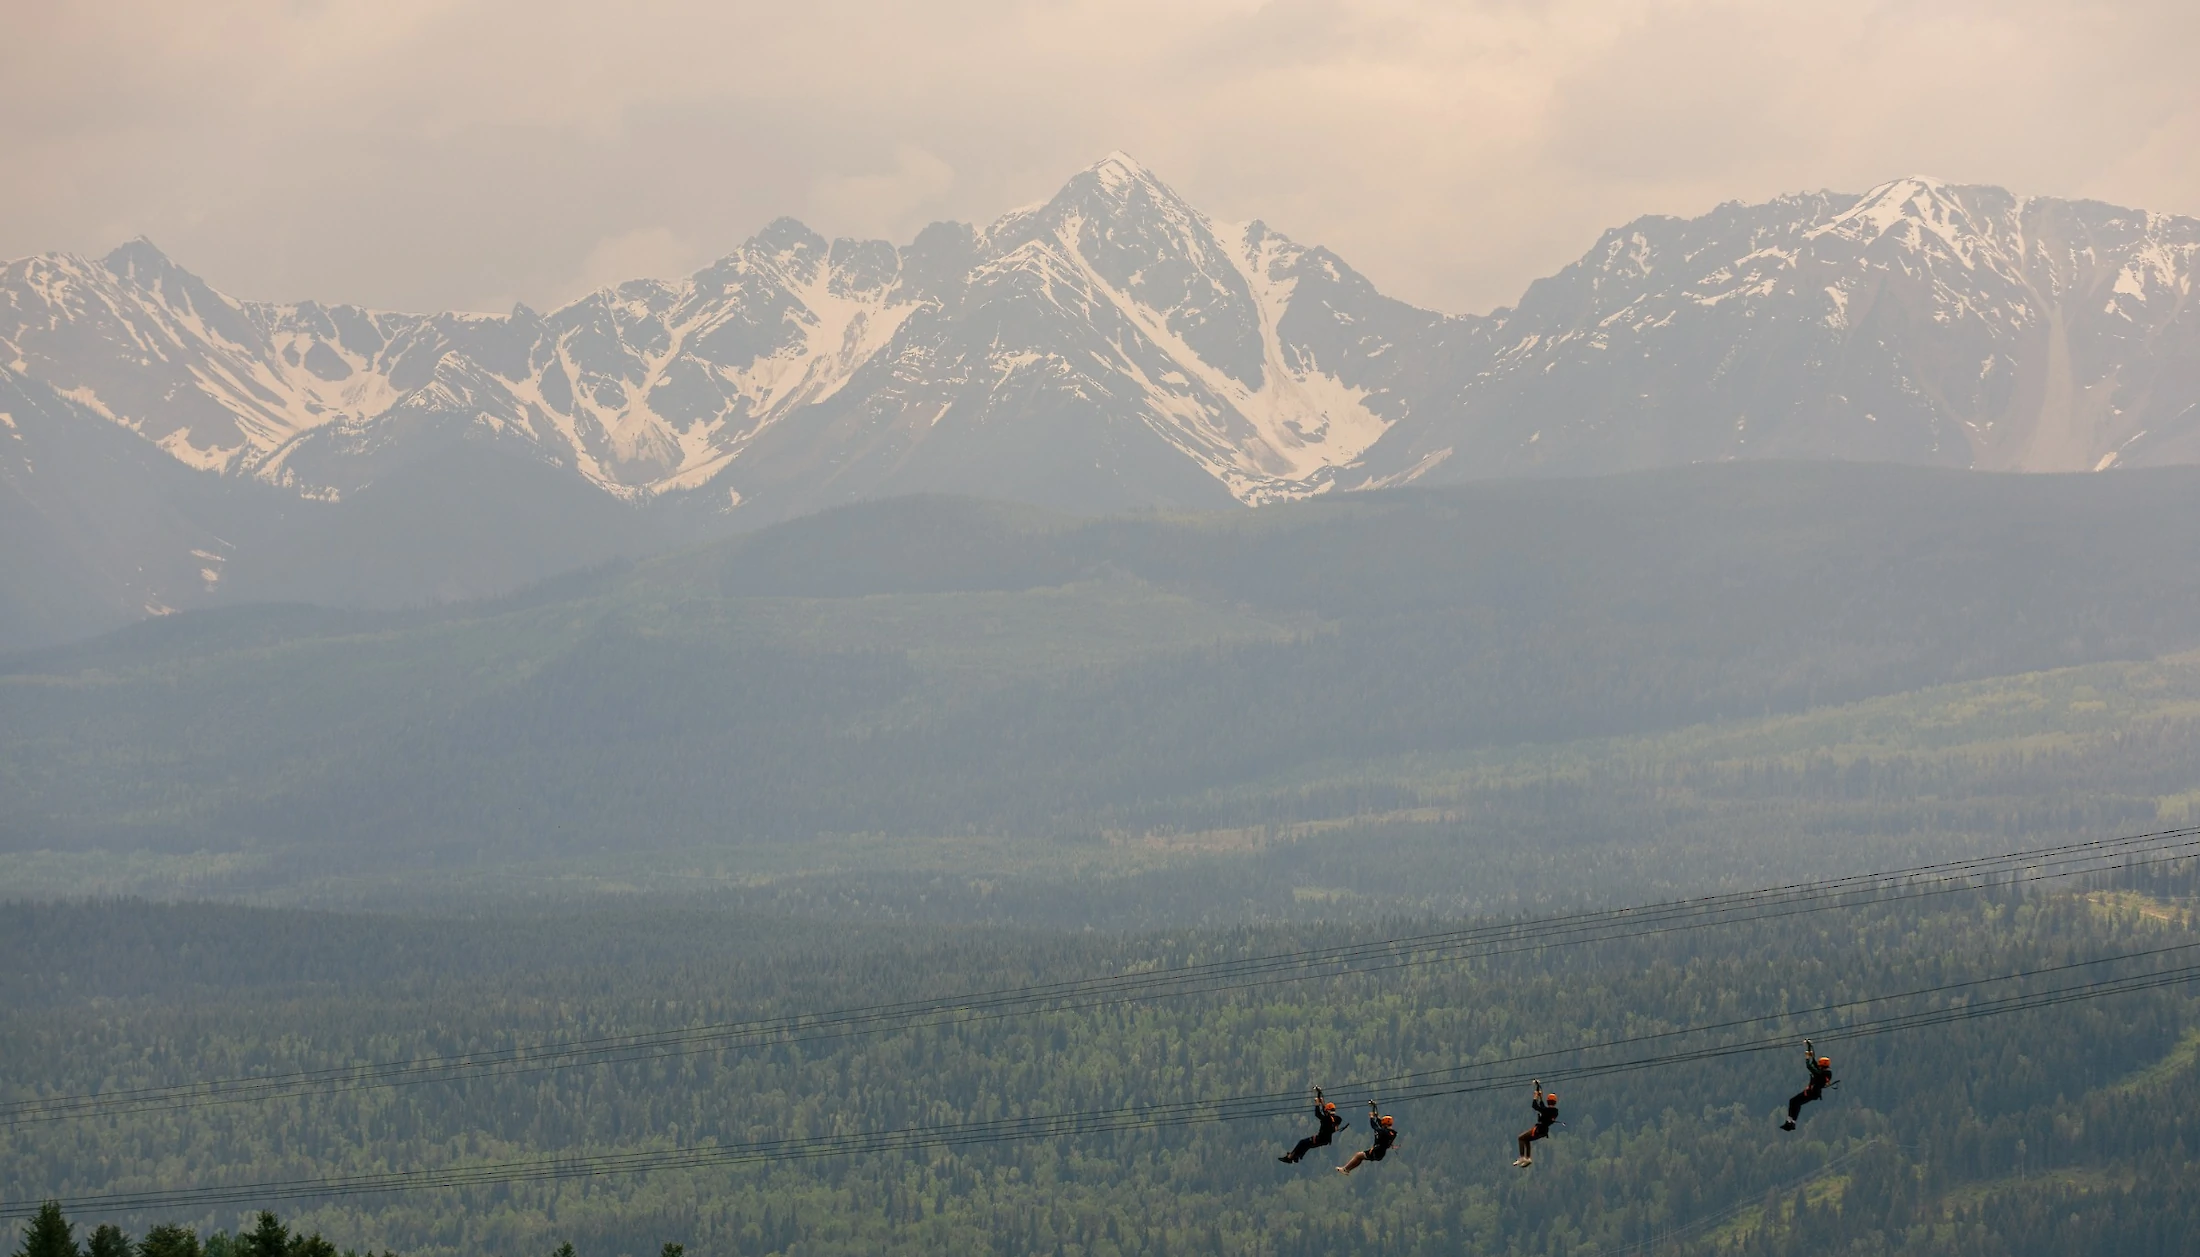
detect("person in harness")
(1513, 1081), (1559, 1167)
(1280, 1087), (1347, 1164)
(1336, 1101), (1397, 1174)
(1780, 1039), (1837, 1131)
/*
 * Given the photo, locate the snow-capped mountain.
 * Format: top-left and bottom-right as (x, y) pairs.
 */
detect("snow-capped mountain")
(3, 157), (2198, 649)
(1357, 178), (2200, 483)
(719, 155), (1461, 515)
(0, 155), (1446, 519)
(0, 225), (922, 499)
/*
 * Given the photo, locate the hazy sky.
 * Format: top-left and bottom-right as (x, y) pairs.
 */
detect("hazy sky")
(7, 0), (2196, 316)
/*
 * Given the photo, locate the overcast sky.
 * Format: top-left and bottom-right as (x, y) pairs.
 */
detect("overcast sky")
(7, 0), (2196, 316)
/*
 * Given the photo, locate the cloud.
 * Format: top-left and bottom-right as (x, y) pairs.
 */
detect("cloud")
(808, 146), (958, 240)
(566, 227), (702, 301)
(2084, 98), (2200, 215)
(4, 0), (2195, 317)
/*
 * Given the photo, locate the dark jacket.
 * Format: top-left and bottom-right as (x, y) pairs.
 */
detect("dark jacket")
(1805, 1053), (1834, 1092)
(1532, 1097), (1559, 1131)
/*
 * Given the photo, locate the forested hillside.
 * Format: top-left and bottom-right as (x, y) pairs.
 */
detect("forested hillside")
(8, 463), (2200, 1255)
(2, 881), (2196, 1257)
(10, 462), (2200, 906)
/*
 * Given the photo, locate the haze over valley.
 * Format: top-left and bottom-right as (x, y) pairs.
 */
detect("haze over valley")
(5, 5), (2200, 1256)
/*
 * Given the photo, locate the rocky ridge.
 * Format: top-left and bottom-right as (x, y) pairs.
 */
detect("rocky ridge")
(2, 157), (2196, 648)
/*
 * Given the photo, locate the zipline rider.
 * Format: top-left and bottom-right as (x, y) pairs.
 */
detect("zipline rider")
(1279, 1086), (1347, 1164)
(1337, 1101), (1397, 1174)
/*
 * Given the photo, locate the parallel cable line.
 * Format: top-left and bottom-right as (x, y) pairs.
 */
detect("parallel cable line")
(1322, 937), (2200, 1098)
(1374, 961), (2200, 1105)
(8, 826), (2195, 1128)
(9, 939), (2194, 1220)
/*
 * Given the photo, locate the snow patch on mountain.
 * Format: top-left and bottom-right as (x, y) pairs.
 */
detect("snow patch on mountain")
(4, 161), (2197, 521)
(975, 155), (1393, 503)
(1365, 177), (2200, 482)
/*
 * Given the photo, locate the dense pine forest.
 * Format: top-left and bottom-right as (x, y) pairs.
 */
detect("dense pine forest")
(4, 875), (2198, 1257)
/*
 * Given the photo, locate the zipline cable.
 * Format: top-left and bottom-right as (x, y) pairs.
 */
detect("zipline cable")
(8, 936), (2193, 1220)
(15, 960), (2191, 1215)
(8, 826), (2196, 1127)
(1307, 936), (2200, 1097)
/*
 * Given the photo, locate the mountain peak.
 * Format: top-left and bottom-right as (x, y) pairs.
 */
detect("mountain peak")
(1058, 151), (1192, 211)
(754, 216), (827, 253)
(1855, 175), (1967, 213)
(1847, 176), (1964, 215)
(102, 235), (181, 281)
(1812, 175), (1992, 251)
(978, 153), (1205, 254)
(1877, 174), (1953, 193)
(1088, 151), (1160, 189)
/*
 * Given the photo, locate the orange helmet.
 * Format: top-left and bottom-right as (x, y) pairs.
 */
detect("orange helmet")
(1546, 1093), (1558, 1104)
(1323, 1101), (1337, 1112)
(1818, 1058), (1831, 1069)
(1379, 1115), (1394, 1127)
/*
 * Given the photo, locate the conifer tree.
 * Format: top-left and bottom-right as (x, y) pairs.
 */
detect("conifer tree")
(137, 1226), (201, 1257)
(83, 1227), (128, 1257)
(242, 1215), (286, 1257)
(11, 1202), (78, 1257)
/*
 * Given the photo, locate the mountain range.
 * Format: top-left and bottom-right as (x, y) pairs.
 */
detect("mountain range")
(3, 154), (2196, 649)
